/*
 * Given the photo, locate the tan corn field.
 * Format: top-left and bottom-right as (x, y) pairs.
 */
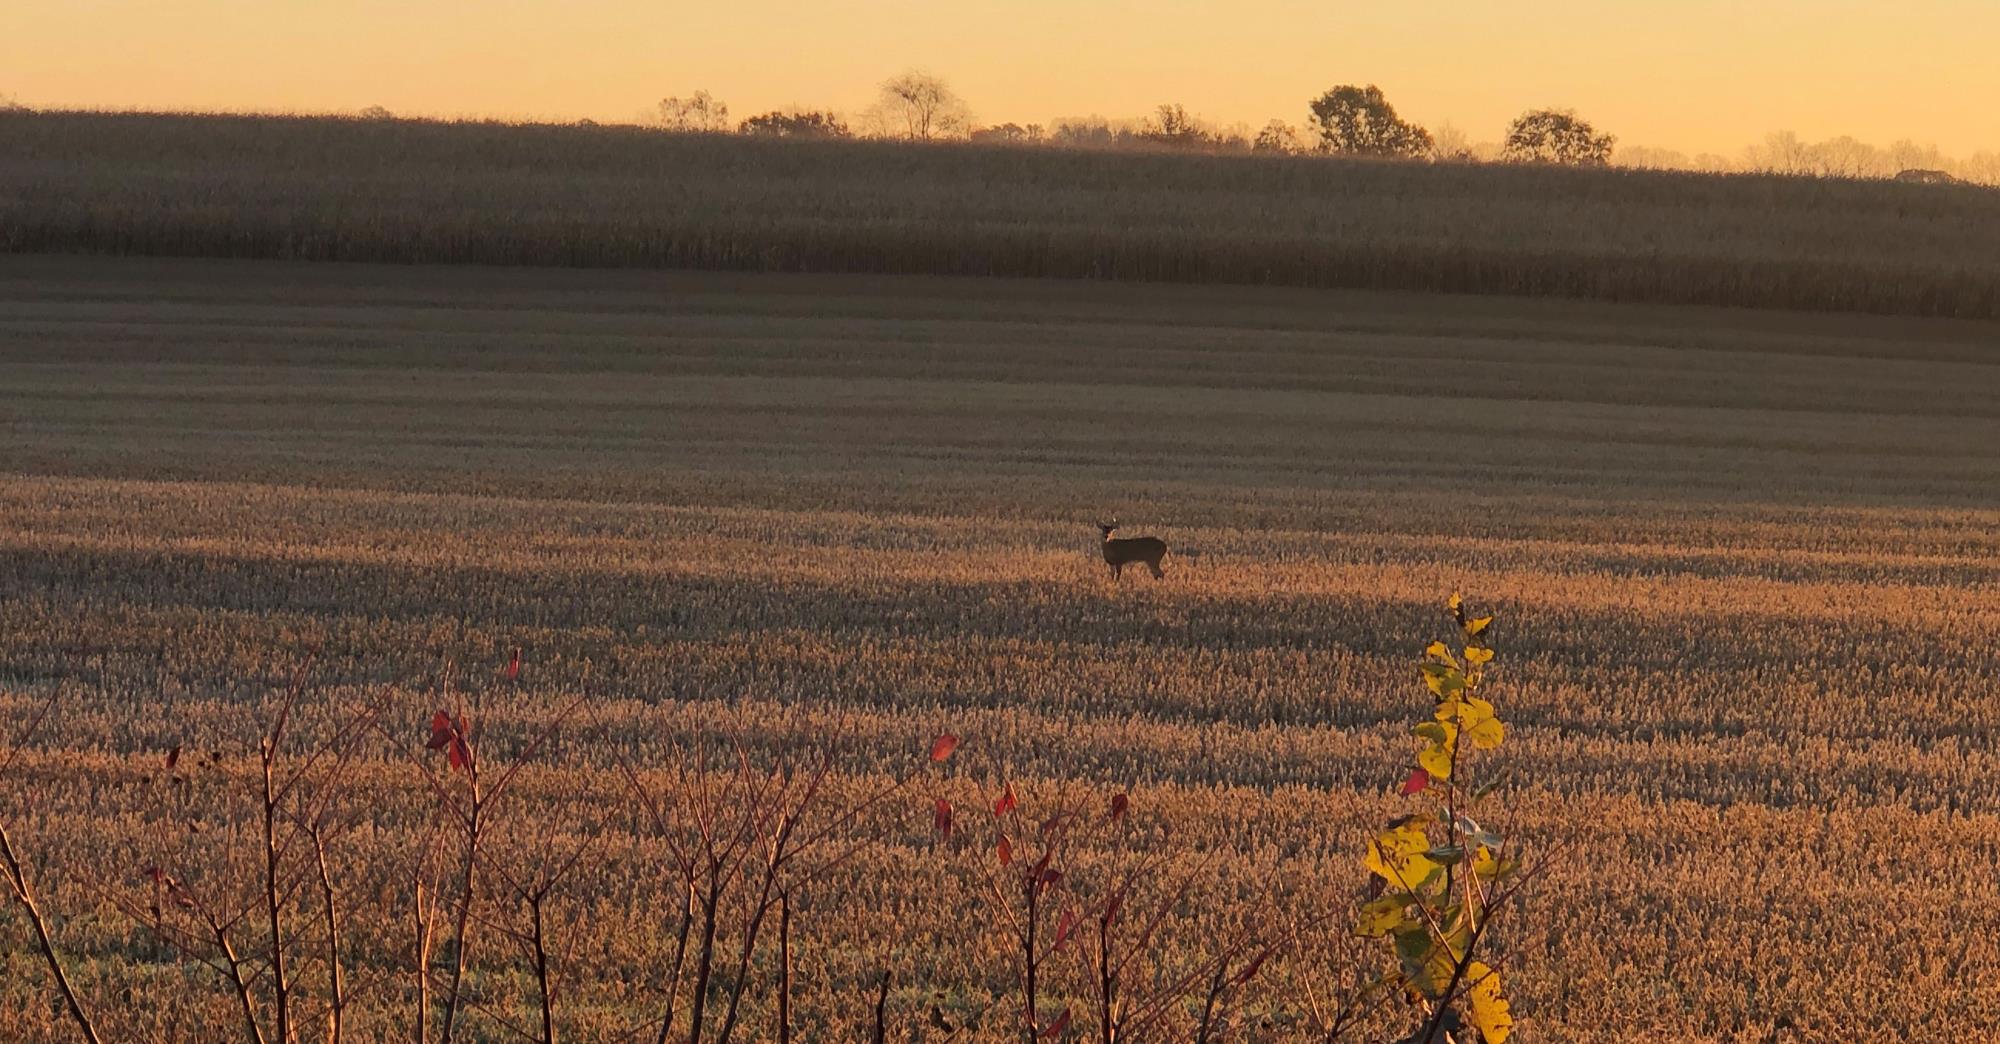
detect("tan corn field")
(4, 111), (2000, 317)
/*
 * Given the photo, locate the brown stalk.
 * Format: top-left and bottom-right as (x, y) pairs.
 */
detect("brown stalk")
(870, 967), (891, 1044)
(0, 693), (104, 1044)
(776, 890), (792, 1044)
(528, 889), (556, 1044)
(308, 822), (346, 1044)
(0, 820), (105, 1044)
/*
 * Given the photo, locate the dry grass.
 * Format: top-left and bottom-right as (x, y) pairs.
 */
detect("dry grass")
(5, 111), (2000, 317)
(1, 256), (1998, 1039)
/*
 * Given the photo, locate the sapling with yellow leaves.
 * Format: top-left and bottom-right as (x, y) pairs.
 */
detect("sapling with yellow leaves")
(1356, 594), (1521, 1044)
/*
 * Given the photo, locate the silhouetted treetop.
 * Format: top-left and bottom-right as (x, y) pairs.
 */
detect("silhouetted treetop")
(872, 71), (969, 141)
(658, 90), (730, 133)
(1307, 85), (1432, 157)
(739, 110), (851, 139)
(1502, 109), (1615, 166)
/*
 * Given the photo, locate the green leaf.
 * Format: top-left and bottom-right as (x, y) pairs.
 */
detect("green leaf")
(1421, 664), (1467, 697)
(1354, 894), (1417, 937)
(1423, 845), (1464, 865)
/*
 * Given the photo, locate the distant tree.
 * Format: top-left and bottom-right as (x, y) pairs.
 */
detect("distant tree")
(1809, 135), (1886, 179)
(1743, 130), (1813, 174)
(657, 90), (730, 133)
(1960, 151), (2000, 186)
(1049, 117), (1141, 150)
(871, 71), (970, 141)
(1887, 138), (1947, 175)
(1307, 85), (1432, 157)
(1140, 103), (1215, 149)
(969, 122), (1044, 145)
(0, 93), (26, 113)
(1613, 144), (1693, 171)
(357, 105), (394, 120)
(1252, 120), (1302, 154)
(738, 110), (851, 139)
(1427, 121), (1475, 162)
(1502, 109), (1615, 166)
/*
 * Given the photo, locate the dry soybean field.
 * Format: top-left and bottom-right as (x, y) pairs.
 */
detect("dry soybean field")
(2, 255), (1999, 1041)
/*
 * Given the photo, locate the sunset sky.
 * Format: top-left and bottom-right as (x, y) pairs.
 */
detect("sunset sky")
(7, 0), (1997, 156)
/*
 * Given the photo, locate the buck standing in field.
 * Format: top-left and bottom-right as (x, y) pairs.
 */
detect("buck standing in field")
(1098, 520), (1167, 580)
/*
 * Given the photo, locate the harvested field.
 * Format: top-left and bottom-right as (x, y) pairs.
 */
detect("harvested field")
(1, 255), (1998, 1040)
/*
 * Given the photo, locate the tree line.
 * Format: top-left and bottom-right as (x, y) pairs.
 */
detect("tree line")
(656, 74), (1617, 166)
(651, 71), (2000, 183)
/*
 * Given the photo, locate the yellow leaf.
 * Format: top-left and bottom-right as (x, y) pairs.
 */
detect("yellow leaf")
(1439, 698), (1502, 749)
(1354, 894), (1415, 937)
(1464, 615), (1493, 638)
(1417, 743), (1454, 780)
(1448, 592), (1463, 614)
(1425, 641), (1459, 667)
(1465, 715), (1504, 750)
(1466, 963), (1513, 1044)
(1463, 645), (1494, 666)
(1471, 846), (1499, 880)
(1366, 820), (1442, 889)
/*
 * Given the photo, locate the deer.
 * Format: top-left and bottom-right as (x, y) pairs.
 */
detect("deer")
(1097, 521), (1167, 580)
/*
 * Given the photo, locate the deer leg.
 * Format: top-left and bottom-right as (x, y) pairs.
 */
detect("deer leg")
(1148, 560), (1165, 579)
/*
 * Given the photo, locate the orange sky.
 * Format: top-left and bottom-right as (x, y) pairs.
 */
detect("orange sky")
(7, 1), (1997, 156)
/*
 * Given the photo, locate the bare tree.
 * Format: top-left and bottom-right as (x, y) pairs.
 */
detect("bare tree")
(658, 90), (730, 133)
(1427, 121), (1475, 162)
(871, 71), (970, 141)
(1744, 130), (1813, 174)
(1141, 104), (1214, 149)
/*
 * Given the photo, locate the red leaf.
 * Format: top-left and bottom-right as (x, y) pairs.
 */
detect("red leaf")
(1103, 892), (1123, 925)
(928, 734), (959, 762)
(994, 783), (1017, 817)
(933, 798), (954, 838)
(1109, 793), (1130, 821)
(1399, 768), (1431, 796)
(164, 745), (181, 770)
(996, 835), (1013, 866)
(1232, 950), (1270, 986)
(1040, 1007), (1071, 1039)
(424, 710), (454, 750)
(1054, 909), (1078, 947)
(504, 647), (522, 681)
(142, 865), (165, 884)
(447, 735), (471, 774)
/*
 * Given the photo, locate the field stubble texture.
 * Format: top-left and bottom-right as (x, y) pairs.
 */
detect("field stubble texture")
(0, 257), (1998, 1039)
